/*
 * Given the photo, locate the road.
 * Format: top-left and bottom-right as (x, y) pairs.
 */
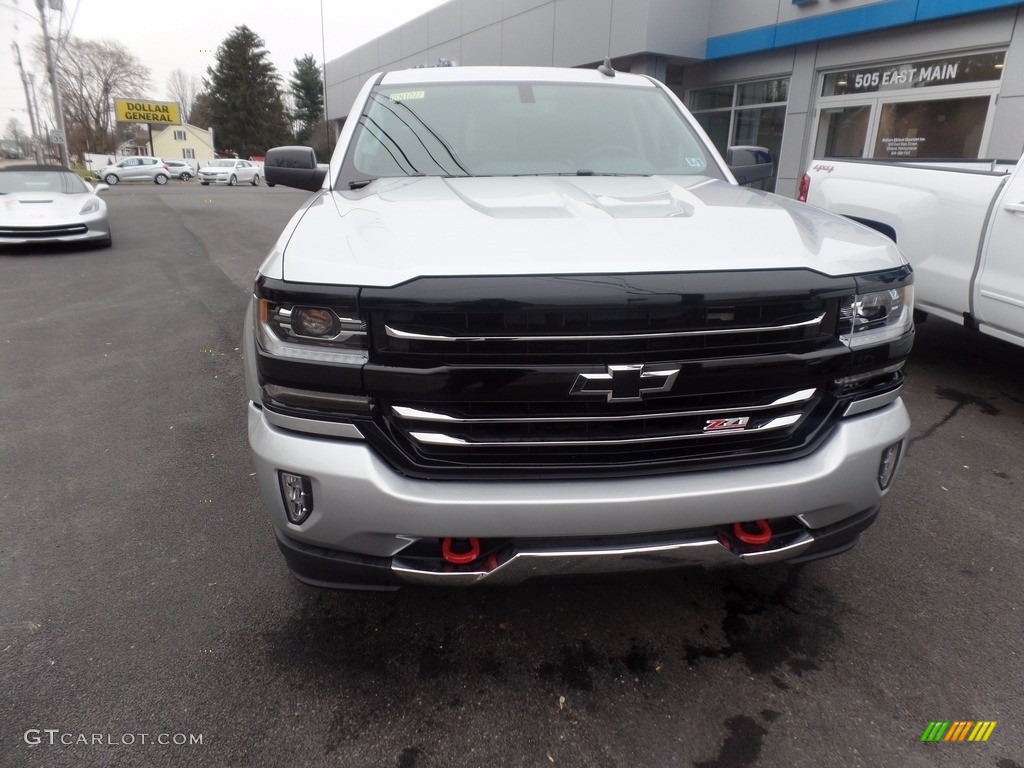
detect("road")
(1, 182), (1022, 768)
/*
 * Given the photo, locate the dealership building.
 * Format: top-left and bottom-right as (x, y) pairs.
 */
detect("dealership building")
(324, 0), (1024, 197)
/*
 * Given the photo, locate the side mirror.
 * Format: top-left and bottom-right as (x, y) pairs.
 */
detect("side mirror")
(93, 183), (109, 193)
(264, 146), (328, 192)
(726, 145), (773, 188)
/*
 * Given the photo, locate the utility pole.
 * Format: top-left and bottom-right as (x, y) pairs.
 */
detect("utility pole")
(12, 42), (44, 164)
(36, 0), (70, 166)
(28, 74), (45, 157)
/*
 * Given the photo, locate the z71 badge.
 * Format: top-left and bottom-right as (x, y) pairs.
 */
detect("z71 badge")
(704, 417), (750, 432)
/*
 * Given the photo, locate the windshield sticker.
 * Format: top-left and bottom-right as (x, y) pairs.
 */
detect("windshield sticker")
(389, 91), (425, 102)
(685, 157), (706, 168)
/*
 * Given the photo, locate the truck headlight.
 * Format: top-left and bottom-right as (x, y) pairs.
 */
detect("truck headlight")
(256, 299), (368, 365)
(839, 285), (913, 348)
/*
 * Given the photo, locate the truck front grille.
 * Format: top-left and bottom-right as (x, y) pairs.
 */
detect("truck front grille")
(370, 384), (837, 477)
(376, 304), (827, 362)
(352, 272), (853, 478)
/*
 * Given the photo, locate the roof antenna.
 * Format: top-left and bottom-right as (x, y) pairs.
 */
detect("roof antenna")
(597, 57), (616, 77)
(319, 0), (333, 190)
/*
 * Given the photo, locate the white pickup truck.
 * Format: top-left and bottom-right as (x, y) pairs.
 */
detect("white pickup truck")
(800, 155), (1024, 348)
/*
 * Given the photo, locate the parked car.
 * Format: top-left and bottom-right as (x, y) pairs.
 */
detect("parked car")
(96, 156), (172, 185)
(1, 140), (26, 160)
(163, 159), (195, 180)
(0, 165), (111, 248)
(198, 159), (261, 186)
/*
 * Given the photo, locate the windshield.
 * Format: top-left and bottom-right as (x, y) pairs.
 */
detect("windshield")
(341, 82), (721, 184)
(0, 170), (89, 195)
(210, 160), (236, 167)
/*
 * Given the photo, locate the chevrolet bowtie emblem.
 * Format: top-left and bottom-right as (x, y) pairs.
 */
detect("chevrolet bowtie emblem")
(570, 364), (679, 402)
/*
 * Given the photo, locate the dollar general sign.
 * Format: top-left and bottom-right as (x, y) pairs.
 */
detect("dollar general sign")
(114, 99), (181, 125)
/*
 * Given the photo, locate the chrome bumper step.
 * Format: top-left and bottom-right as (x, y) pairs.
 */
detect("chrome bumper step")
(391, 532), (814, 586)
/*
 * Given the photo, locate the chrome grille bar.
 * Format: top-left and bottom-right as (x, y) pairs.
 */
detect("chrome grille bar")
(385, 314), (825, 343)
(408, 414), (803, 447)
(392, 388), (816, 425)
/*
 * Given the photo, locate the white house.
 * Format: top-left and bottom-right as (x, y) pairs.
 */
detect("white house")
(151, 122), (216, 165)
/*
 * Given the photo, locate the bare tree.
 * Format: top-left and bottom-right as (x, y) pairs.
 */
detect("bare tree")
(5, 118), (27, 142)
(167, 69), (202, 124)
(43, 37), (150, 157)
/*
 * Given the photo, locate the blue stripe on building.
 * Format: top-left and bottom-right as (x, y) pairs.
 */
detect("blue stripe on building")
(707, 0), (1024, 59)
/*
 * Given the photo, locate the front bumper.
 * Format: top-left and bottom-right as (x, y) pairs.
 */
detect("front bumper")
(0, 218), (110, 246)
(275, 506), (879, 589)
(198, 174), (229, 184)
(0, 227), (111, 244)
(248, 398), (909, 588)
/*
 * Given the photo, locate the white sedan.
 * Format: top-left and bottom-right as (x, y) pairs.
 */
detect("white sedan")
(197, 159), (261, 186)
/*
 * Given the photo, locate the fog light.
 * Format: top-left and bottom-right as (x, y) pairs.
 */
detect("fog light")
(878, 440), (903, 490)
(279, 471), (313, 524)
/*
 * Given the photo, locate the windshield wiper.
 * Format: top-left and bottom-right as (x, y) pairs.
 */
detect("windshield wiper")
(575, 170), (651, 177)
(349, 173), (429, 190)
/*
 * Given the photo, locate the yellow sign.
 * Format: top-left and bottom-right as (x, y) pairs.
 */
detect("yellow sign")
(114, 99), (181, 125)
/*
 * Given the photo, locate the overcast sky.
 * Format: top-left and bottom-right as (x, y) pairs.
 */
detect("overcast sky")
(2, 0), (449, 136)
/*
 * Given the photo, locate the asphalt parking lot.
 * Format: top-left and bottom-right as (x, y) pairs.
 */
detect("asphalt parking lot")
(1, 182), (1022, 768)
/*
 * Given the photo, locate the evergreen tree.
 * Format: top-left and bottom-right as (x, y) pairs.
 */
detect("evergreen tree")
(189, 92), (215, 132)
(205, 26), (290, 157)
(289, 54), (324, 146)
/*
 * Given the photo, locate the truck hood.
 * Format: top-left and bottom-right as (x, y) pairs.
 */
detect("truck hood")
(271, 176), (905, 286)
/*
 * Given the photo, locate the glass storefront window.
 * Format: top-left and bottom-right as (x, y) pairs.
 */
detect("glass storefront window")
(823, 51), (1005, 97)
(814, 105), (870, 158)
(688, 76), (791, 190)
(690, 84), (733, 111)
(734, 106), (786, 154)
(815, 48), (1003, 160)
(873, 96), (991, 159)
(737, 79), (789, 106)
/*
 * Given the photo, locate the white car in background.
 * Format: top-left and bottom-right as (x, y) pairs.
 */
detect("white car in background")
(163, 159), (195, 180)
(198, 159), (261, 186)
(96, 156), (172, 185)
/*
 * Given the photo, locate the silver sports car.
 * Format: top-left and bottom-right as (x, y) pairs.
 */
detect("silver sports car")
(0, 165), (112, 248)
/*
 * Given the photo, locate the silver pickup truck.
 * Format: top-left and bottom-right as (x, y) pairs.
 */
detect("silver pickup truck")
(244, 65), (912, 589)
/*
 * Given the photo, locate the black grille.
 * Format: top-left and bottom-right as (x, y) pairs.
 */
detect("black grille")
(371, 386), (839, 476)
(352, 272), (855, 477)
(0, 224), (89, 238)
(377, 301), (828, 363)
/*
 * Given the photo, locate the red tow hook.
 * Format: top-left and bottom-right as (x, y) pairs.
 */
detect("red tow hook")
(442, 537), (481, 564)
(733, 520), (772, 546)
